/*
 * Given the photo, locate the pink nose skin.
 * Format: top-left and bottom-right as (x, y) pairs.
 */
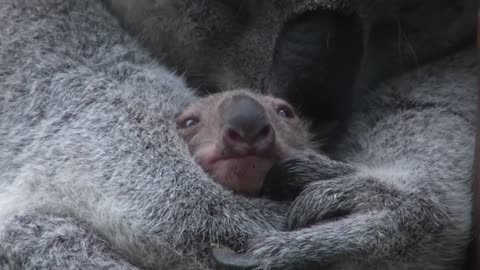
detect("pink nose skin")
(222, 94), (276, 155)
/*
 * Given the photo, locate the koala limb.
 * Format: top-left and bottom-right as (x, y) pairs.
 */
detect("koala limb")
(261, 150), (357, 202)
(214, 48), (476, 270)
(0, 212), (141, 270)
(216, 175), (461, 270)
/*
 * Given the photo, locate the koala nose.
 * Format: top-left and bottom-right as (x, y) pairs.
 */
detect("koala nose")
(223, 94), (274, 150)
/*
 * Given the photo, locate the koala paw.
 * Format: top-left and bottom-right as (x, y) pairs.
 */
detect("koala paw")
(261, 150), (356, 202)
(286, 176), (398, 230)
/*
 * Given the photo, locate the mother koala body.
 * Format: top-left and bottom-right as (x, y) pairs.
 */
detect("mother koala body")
(0, 1), (287, 269)
(0, 1), (476, 270)
(103, 0), (477, 269)
(105, 0), (476, 127)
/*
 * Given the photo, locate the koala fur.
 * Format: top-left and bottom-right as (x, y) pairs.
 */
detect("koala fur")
(244, 49), (477, 269)
(0, 1), (286, 269)
(103, 0), (476, 125)
(0, 0), (476, 270)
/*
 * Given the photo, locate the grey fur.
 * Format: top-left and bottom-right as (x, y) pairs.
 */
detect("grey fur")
(0, 1), (476, 270)
(103, 0), (476, 91)
(221, 48), (477, 270)
(103, 0), (476, 122)
(0, 1), (286, 269)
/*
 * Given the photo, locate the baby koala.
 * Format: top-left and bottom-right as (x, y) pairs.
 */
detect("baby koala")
(176, 90), (313, 196)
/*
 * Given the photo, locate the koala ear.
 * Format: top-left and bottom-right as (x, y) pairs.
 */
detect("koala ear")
(267, 10), (364, 125)
(211, 246), (260, 270)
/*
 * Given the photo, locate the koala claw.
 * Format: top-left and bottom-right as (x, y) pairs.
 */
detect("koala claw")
(211, 246), (261, 270)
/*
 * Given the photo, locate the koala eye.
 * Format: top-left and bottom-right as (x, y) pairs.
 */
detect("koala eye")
(277, 106), (294, 119)
(178, 118), (199, 129)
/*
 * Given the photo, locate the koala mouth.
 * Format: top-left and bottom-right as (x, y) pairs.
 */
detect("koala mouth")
(213, 155), (273, 169)
(194, 145), (288, 196)
(211, 153), (270, 164)
(210, 156), (276, 196)
(208, 154), (277, 181)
